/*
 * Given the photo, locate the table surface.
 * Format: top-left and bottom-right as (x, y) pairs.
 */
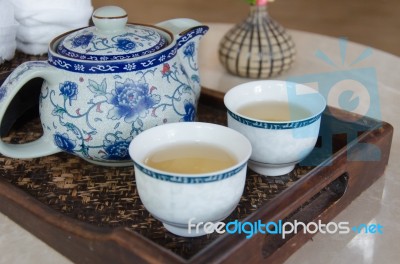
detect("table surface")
(1, 23), (399, 264)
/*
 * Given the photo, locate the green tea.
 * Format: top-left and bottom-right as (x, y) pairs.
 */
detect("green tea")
(237, 101), (311, 121)
(144, 143), (237, 174)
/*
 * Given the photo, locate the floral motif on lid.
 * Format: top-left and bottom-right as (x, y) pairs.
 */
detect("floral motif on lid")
(56, 6), (169, 61)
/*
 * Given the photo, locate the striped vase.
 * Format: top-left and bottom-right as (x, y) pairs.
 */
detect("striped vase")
(218, 4), (296, 79)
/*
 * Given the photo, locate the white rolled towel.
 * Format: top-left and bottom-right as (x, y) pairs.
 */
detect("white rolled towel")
(11, 0), (93, 55)
(0, 0), (18, 62)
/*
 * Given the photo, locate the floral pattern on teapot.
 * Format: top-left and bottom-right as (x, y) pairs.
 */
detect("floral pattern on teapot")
(0, 6), (208, 166)
(49, 26), (208, 74)
(57, 26), (168, 61)
(37, 38), (201, 163)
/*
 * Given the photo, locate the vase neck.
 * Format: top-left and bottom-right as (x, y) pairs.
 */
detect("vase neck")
(248, 5), (269, 23)
(249, 5), (268, 15)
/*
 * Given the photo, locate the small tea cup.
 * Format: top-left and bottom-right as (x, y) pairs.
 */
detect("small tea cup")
(224, 80), (326, 176)
(128, 122), (252, 237)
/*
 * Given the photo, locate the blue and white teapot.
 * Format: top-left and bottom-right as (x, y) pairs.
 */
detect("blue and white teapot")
(0, 6), (208, 166)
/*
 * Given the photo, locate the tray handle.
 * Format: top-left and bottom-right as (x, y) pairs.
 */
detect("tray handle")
(261, 172), (349, 259)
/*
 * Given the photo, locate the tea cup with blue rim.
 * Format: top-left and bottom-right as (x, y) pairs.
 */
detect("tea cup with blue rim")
(224, 80), (326, 176)
(128, 122), (252, 237)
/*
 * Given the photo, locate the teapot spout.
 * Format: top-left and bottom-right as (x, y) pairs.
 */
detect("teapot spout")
(156, 19), (208, 58)
(156, 18), (208, 109)
(156, 18), (208, 37)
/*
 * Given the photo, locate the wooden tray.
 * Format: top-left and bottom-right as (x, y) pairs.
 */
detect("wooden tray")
(0, 54), (394, 264)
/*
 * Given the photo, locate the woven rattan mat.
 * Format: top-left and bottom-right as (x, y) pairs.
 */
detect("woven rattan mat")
(0, 103), (312, 259)
(0, 52), (312, 259)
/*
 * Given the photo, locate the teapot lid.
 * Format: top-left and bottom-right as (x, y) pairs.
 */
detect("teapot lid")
(56, 6), (169, 61)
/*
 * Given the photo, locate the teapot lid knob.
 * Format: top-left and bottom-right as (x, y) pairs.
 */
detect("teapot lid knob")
(92, 6), (128, 34)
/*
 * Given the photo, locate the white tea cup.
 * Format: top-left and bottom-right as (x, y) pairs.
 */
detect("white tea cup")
(224, 80), (326, 176)
(128, 122), (252, 237)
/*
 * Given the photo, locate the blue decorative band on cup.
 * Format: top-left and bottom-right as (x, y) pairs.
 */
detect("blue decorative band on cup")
(227, 110), (321, 130)
(48, 26), (209, 74)
(133, 161), (246, 184)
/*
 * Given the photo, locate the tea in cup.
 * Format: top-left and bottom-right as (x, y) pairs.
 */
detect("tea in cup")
(224, 80), (326, 176)
(128, 122), (252, 237)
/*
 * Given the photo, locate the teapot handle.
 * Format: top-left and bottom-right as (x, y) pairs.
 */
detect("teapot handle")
(156, 18), (202, 36)
(0, 61), (61, 159)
